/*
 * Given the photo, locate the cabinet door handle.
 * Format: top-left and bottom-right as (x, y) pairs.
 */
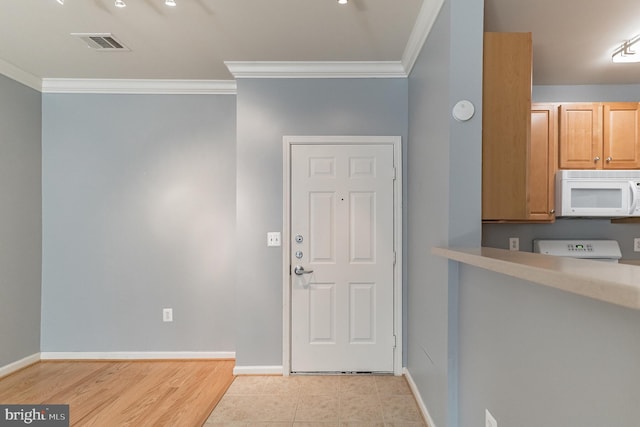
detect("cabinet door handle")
(594, 156), (601, 162)
(606, 157), (613, 162)
(550, 209), (555, 214)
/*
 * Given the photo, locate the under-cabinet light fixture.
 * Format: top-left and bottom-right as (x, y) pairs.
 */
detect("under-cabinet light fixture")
(612, 35), (640, 63)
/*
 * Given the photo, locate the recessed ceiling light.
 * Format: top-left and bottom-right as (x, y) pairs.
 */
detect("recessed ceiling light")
(115, 0), (126, 8)
(338, 0), (348, 4)
(165, 0), (177, 6)
(56, 0), (64, 4)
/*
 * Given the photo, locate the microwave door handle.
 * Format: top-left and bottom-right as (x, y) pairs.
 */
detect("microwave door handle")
(630, 181), (639, 214)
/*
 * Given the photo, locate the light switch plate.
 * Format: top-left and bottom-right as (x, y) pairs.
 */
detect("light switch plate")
(267, 232), (281, 247)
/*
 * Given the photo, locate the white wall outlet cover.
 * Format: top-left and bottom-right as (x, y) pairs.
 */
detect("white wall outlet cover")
(452, 100), (475, 121)
(509, 237), (519, 251)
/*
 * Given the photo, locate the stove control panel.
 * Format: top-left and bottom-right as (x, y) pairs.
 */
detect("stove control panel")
(567, 243), (593, 252)
(533, 239), (621, 260)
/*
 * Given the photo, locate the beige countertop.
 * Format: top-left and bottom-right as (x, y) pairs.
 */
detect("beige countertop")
(432, 246), (640, 311)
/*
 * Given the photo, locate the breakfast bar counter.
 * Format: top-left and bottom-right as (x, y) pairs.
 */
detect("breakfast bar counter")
(432, 246), (640, 311)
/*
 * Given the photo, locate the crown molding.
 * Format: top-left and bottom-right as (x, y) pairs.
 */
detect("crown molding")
(225, 61), (407, 79)
(40, 79), (237, 94)
(401, 0), (446, 75)
(0, 59), (42, 92)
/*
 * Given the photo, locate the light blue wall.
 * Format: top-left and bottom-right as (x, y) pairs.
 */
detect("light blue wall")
(407, 4), (452, 427)
(0, 75), (42, 366)
(534, 84), (640, 102)
(407, 0), (484, 425)
(234, 78), (408, 368)
(458, 265), (640, 427)
(41, 94), (236, 352)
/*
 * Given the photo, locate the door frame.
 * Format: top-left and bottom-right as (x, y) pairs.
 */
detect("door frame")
(282, 135), (403, 375)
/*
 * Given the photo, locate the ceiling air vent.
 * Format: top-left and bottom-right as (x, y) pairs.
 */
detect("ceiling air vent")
(71, 33), (130, 51)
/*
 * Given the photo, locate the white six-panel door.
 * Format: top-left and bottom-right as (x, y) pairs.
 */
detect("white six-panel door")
(290, 143), (396, 373)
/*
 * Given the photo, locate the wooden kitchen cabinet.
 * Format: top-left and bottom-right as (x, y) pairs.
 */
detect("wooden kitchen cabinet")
(483, 33), (555, 222)
(559, 102), (640, 169)
(528, 104), (558, 221)
(603, 102), (640, 168)
(558, 103), (602, 169)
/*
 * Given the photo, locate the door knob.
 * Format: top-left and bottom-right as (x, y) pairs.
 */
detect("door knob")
(294, 265), (314, 276)
(606, 157), (613, 162)
(594, 156), (601, 162)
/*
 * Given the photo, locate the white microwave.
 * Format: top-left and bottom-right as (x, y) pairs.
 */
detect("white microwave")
(556, 170), (640, 217)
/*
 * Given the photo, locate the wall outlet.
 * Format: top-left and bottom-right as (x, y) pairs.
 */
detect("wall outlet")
(509, 237), (519, 251)
(485, 409), (498, 427)
(163, 308), (173, 322)
(634, 238), (640, 252)
(267, 232), (281, 247)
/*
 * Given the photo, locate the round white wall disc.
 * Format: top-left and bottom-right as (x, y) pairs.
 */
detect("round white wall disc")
(452, 100), (475, 121)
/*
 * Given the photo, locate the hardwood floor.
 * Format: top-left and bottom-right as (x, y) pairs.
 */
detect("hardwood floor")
(0, 359), (235, 427)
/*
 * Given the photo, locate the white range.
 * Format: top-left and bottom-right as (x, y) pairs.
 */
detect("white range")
(533, 239), (622, 263)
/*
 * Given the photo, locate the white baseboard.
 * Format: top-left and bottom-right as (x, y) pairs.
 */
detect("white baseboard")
(404, 367), (437, 427)
(0, 353), (40, 379)
(233, 365), (283, 375)
(40, 351), (235, 360)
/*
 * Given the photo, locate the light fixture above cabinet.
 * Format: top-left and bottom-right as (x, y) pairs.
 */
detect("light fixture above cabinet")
(612, 35), (640, 63)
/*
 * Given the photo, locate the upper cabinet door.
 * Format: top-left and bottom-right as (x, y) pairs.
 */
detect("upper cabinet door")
(528, 104), (557, 221)
(603, 102), (640, 169)
(559, 103), (603, 169)
(482, 32), (532, 221)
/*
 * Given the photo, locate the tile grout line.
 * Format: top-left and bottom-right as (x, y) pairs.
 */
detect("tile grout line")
(377, 387), (386, 425)
(291, 384), (301, 424)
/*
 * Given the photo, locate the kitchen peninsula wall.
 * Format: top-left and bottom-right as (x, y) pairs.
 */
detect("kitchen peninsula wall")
(482, 83), (640, 260)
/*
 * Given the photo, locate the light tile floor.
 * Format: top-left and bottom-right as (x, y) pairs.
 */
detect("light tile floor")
(204, 375), (427, 426)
